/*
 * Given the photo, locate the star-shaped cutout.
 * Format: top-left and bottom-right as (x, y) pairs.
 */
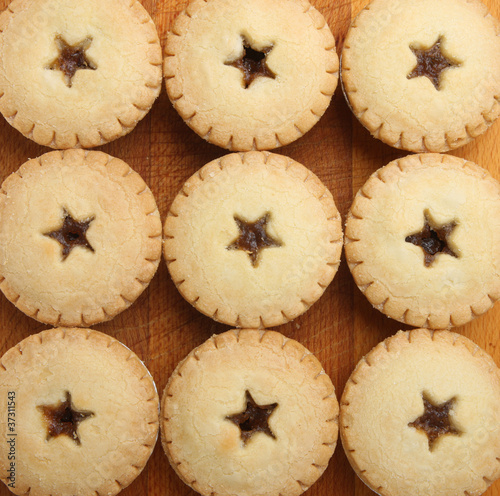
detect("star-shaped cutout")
(226, 213), (282, 267)
(46, 35), (97, 88)
(44, 208), (95, 261)
(408, 393), (461, 451)
(38, 391), (94, 445)
(225, 36), (275, 88)
(226, 390), (278, 445)
(407, 36), (461, 90)
(405, 210), (458, 267)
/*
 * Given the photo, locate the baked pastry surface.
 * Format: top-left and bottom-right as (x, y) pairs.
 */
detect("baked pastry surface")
(163, 151), (343, 327)
(340, 329), (500, 496)
(164, 0), (339, 150)
(161, 328), (338, 496)
(0, 327), (159, 496)
(0, 149), (162, 326)
(0, 0), (162, 148)
(341, 0), (500, 152)
(345, 153), (500, 329)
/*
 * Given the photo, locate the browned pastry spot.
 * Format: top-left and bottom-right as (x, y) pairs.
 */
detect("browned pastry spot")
(38, 391), (94, 445)
(405, 210), (458, 266)
(44, 208), (95, 261)
(407, 36), (461, 90)
(408, 393), (461, 450)
(226, 390), (278, 445)
(225, 36), (275, 88)
(226, 212), (282, 267)
(47, 35), (97, 88)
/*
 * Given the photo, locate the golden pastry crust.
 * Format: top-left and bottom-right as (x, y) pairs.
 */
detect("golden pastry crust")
(0, 327), (159, 496)
(0, 149), (162, 326)
(161, 329), (338, 496)
(0, 0), (162, 149)
(344, 153), (500, 329)
(340, 329), (500, 496)
(163, 151), (343, 328)
(164, 0), (339, 151)
(341, 0), (500, 152)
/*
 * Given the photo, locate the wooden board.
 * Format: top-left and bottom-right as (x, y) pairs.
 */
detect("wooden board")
(0, 0), (499, 495)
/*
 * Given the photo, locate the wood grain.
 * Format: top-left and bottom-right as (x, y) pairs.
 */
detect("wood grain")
(0, 0), (499, 495)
